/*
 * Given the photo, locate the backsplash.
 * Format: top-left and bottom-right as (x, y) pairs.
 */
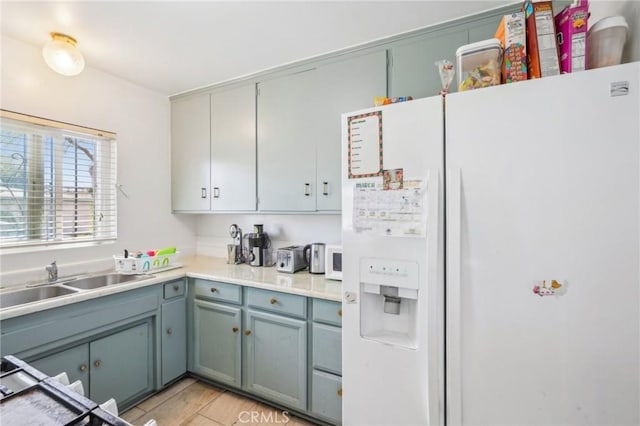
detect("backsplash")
(196, 214), (341, 258)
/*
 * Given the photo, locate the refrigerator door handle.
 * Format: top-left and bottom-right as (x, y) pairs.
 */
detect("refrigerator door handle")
(446, 167), (462, 426)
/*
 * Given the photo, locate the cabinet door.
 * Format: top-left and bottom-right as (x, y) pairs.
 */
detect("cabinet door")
(31, 344), (89, 393)
(90, 322), (153, 407)
(389, 28), (468, 98)
(311, 370), (343, 425)
(211, 84), (256, 211)
(313, 51), (387, 211)
(244, 309), (307, 410)
(171, 93), (211, 211)
(161, 297), (187, 386)
(257, 69), (318, 211)
(192, 300), (242, 388)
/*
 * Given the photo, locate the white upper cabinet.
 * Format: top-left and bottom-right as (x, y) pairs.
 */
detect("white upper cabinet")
(211, 84), (257, 211)
(313, 50), (387, 211)
(171, 94), (211, 212)
(257, 68), (319, 212)
(171, 84), (257, 212)
(257, 50), (386, 212)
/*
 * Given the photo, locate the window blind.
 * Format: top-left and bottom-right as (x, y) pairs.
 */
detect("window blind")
(0, 110), (117, 248)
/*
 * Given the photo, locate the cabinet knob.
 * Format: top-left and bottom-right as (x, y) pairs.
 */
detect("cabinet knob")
(173, 285), (179, 291)
(213, 187), (220, 198)
(201, 187), (207, 199)
(304, 183), (311, 196)
(270, 297), (277, 305)
(338, 309), (342, 317)
(337, 388), (343, 397)
(232, 327), (239, 333)
(79, 364), (87, 372)
(94, 360), (102, 368)
(323, 181), (329, 196)
(166, 328), (173, 335)
(210, 287), (218, 293)
(244, 330), (252, 336)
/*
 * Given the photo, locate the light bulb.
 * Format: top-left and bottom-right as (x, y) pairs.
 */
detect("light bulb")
(42, 32), (85, 76)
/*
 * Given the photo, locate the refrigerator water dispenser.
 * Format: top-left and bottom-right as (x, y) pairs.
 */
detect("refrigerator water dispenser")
(359, 258), (420, 349)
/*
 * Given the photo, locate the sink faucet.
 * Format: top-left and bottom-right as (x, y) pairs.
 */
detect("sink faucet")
(46, 261), (58, 282)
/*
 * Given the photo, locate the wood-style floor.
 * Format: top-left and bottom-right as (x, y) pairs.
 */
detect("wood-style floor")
(121, 377), (318, 426)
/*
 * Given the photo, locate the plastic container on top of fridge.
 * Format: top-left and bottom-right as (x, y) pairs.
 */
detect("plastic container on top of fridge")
(587, 16), (629, 69)
(456, 38), (503, 91)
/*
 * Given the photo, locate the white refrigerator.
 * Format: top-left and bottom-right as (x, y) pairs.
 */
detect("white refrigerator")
(341, 62), (640, 426)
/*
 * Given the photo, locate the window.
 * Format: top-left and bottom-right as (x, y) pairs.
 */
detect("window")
(0, 110), (117, 249)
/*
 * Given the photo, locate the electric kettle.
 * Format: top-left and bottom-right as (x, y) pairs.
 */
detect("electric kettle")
(304, 243), (326, 274)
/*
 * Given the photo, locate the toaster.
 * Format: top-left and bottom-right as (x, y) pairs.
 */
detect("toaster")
(276, 246), (307, 273)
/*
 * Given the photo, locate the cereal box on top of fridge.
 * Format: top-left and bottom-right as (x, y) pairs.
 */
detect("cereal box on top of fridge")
(523, 0), (561, 78)
(555, 0), (589, 73)
(495, 12), (528, 83)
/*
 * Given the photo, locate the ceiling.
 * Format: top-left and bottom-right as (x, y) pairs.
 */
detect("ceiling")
(1, 1), (514, 96)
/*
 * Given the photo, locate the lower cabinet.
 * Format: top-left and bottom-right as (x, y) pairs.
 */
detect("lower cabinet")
(30, 344), (89, 393)
(31, 320), (154, 408)
(192, 299), (242, 387)
(310, 298), (343, 424)
(161, 296), (187, 385)
(244, 308), (307, 410)
(189, 279), (341, 424)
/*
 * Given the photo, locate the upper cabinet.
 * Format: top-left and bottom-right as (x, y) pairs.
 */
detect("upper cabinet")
(171, 83), (256, 212)
(388, 6), (520, 99)
(313, 51), (387, 211)
(171, 4), (519, 213)
(171, 93), (211, 212)
(388, 28), (468, 99)
(257, 68), (319, 212)
(211, 84), (257, 211)
(257, 50), (386, 212)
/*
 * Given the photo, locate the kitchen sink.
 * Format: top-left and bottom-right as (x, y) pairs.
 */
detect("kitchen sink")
(0, 286), (79, 309)
(63, 273), (148, 290)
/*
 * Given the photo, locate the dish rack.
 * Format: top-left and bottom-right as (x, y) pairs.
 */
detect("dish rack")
(114, 252), (180, 274)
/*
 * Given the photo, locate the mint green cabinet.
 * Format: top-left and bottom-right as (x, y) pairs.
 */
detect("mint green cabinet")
(30, 344), (89, 393)
(388, 28), (468, 99)
(244, 308), (307, 410)
(310, 299), (343, 424)
(171, 93), (211, 212)
(311, 370), (343, 424)
(90, 321), (154, 406)
(29, 321), (154, 408)
(192, 299), (242, 388)
(161, 296), (187, 385)
(257, 51), (385, 212)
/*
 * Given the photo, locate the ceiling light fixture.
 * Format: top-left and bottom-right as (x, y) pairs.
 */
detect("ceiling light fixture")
(42, 32), (85, 76)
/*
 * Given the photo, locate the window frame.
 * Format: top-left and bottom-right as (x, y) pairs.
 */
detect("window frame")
(0, 109), (117, 250)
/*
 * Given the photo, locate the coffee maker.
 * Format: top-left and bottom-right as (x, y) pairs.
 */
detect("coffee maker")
(245, 224), (270, 266)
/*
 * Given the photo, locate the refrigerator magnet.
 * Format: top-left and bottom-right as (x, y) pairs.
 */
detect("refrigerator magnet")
(532, 279), (568, 297)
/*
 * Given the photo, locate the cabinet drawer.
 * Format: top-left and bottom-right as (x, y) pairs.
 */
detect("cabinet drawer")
(246, 288), (306, 319)
(194, 279), (242, 305)
(312, 323), (342, 375)
(311, 370), (342, 424)
(163, 280), (185, 300)
(312, 299), (342, 327)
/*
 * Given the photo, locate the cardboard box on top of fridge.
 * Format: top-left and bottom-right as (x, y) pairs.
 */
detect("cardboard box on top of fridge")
(456, 38), (503, 91)
(494, 12), (528, 83)
(523, 0), (561, 78)
(555, 0), (589, 73)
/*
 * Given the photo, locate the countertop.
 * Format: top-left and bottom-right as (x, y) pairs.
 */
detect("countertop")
(0, 256), (343, 320)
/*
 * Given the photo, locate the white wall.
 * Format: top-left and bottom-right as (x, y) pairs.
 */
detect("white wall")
(0, 35), (197, 285)
(196, 214), (341, 259)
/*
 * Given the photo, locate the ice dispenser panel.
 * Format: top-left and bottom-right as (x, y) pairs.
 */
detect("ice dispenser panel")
(359, 258), (420, 349)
